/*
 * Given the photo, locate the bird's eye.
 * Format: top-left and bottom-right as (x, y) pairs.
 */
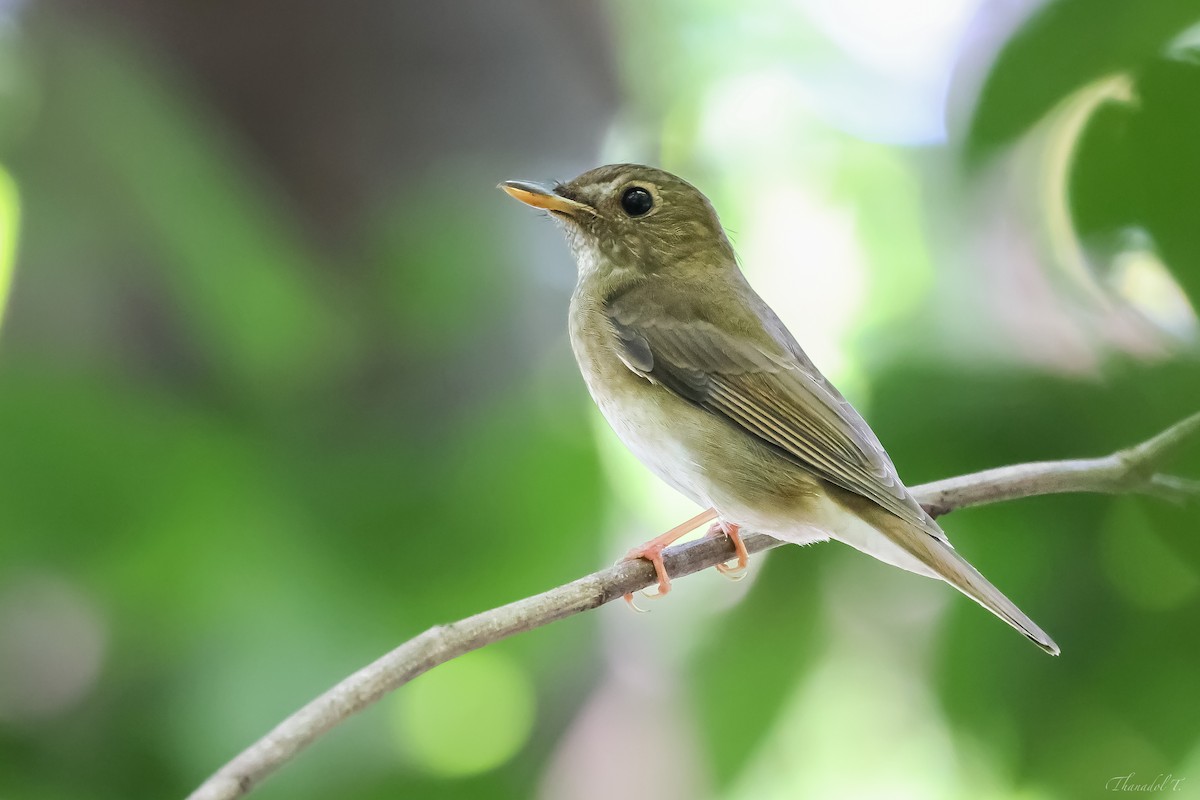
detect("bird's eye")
(620, 186), (654, 217)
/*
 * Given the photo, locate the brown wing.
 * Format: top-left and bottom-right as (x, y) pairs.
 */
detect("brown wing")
(606, 292), (943, 540)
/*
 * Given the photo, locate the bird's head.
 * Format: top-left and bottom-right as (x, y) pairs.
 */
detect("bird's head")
(500, 164), (735, 282)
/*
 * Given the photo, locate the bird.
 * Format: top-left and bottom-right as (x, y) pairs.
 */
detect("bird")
(499, 164), (1059, 655)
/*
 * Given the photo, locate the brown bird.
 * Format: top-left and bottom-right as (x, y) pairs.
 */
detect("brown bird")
(501, 164), (1059, 655)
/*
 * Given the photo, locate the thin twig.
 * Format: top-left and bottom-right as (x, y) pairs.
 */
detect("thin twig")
(187, 412), (1200, 800)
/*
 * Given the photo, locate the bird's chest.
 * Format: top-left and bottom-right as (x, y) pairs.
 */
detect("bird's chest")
(567, 295), (710, 504)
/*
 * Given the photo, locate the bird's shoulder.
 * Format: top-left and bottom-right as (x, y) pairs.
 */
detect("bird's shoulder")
(604, 269), (793, 363)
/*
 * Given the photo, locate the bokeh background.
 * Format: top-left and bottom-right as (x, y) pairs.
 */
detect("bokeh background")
(2, 1), (1200, 798)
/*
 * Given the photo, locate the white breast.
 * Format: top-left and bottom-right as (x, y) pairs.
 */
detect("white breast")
(567, 290), (711, 508)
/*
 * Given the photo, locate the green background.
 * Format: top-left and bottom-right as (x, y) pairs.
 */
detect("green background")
(1, 1), (1199, 798)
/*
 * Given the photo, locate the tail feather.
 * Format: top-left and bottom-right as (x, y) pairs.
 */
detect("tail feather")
(929, 542), (1060, 656)
(832, 488), (1060, 655)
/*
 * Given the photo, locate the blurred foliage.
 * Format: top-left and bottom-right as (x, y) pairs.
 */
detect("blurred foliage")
(0, 165), (14, 328)
(689, 544), (824, 785)
(0, 7), (608, 799)
(1, 2), (1199, 800)
(885, 361), (1200, 797)
(966, 0), (1200, 161)
(1071, 57), (1200, 304)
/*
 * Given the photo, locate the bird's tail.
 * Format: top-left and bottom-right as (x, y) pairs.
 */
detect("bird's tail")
(840, 493), (1060, 655)
(926, 538), (1060, 656)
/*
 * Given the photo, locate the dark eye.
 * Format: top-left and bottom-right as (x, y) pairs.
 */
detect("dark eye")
(620, 186), (654, 217)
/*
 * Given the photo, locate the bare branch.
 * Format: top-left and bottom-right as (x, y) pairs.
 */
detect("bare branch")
(186, 413), (1199, 800)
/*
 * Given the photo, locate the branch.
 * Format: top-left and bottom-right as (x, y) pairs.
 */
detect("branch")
(917, 410), (1200, 513)
(187, 412), (1200, 800)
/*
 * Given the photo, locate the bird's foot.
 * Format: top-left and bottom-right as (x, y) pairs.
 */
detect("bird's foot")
(621, 540), (670, 612)
(705, 520), (748, 580)
(620, 507), (718, 610)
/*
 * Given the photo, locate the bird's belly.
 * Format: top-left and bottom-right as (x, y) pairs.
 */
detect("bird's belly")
(570, 298), (826, 541)
(590, 372), (938, 574)
(587, 371), (712, 505)
(585, 364), (830, 540)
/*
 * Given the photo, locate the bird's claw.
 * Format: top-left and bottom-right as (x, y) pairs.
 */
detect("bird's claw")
(617, 509), (724, 609)
(622, 593), (651, 613)
(715, 562), (748, 581)
(620, 542), (674, 613)
(705, 520), (749, 581)
(617, 508), (747, 612)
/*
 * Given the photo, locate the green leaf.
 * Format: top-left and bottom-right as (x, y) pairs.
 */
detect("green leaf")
(1070, 58), (1200, 306)
(965, 0), (1200, 161)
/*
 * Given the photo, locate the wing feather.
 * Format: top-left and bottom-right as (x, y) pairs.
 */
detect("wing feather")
(607, 297), (940, 538)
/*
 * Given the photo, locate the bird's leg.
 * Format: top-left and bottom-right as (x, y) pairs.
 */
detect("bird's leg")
(705, 520), (748, 580)
(622, 507), (718, 608)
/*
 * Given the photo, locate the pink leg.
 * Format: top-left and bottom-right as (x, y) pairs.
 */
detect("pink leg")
(705, 520), (748, 578)
(622, 507), (718, 606)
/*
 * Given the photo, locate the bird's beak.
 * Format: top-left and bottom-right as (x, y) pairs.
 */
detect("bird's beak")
(498, 180), (594, 218)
